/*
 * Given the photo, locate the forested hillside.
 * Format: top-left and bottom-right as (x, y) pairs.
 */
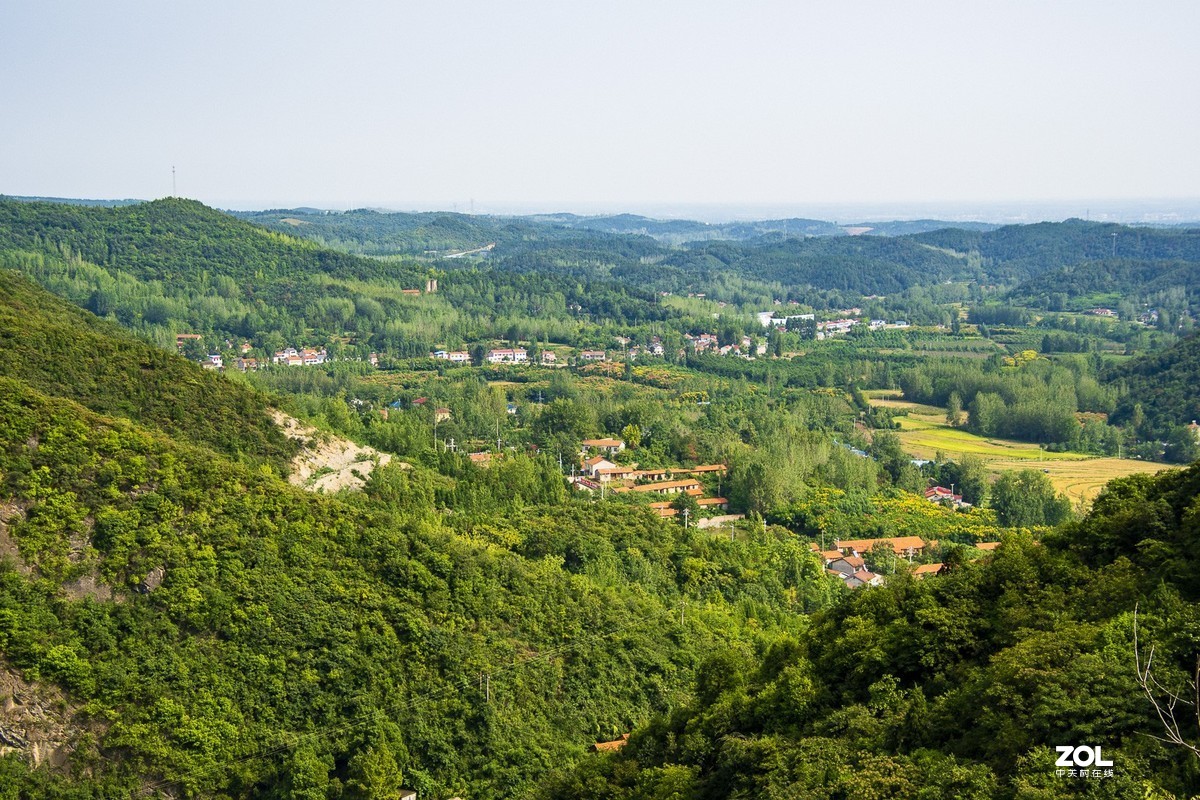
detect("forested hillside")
(1107, 334), (1200, 460)
(0, 270), (295, 469)
(540, 464), (1200, 799)
(239, 204), (1200, 313)
(1010, 259), (1200, 318)
(0, 198), (675, 359)
(0, 198), (419, 286)
(0, 275), (833, 798)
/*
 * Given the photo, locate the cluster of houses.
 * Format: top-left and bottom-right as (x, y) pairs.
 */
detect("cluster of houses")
(811, 535), (1007, 589)
(812, 536), (942, 589)
(569, 438), (729, 516)
(272, 346), (328, 367)
(627, 338), (665, 359)
(432, 347), (608, 366)
(684, 333), (764, 358)
(486, 348), (528, 364)
(757, 310), (909, 340)
(431, 348), (561, 365)
(178, 333), (379, 372)
(924, 485), (971, 508)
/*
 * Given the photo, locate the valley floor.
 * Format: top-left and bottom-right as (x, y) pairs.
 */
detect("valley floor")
(867, 391), (1171, 504)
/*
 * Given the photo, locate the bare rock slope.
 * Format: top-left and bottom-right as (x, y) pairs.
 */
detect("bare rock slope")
(273, 411), (401, 493)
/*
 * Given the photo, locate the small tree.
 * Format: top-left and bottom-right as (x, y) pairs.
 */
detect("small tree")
(621, 424), (642, 450)
(990, 469), (1071, 527)
(671, 491), (700, 525)
(946, 391), (965, 427)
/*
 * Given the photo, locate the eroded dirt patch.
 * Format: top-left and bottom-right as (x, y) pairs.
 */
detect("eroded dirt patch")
(273, 411), (403, 493)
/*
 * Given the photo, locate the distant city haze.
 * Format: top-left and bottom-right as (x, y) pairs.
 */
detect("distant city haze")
(3, 1), (1198, 220)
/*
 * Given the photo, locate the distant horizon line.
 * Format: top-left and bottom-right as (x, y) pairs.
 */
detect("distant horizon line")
(7, 193), (1200, 226)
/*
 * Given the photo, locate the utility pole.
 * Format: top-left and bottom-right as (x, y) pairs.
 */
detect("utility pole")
(682, 508), (689, 529)
(172, 165), (176, 196)
(1111, 233), (1118, 258)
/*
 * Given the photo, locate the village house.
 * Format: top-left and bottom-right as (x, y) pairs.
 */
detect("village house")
(696, 497), (729, 510)
(469, 452), (499, 467)
(818, 318), (859, 336)
(827, 555), (866, 576)
(1189, 420), (1200, 442)
(618, 478), (702, 496)
(434, 407), (452, 423)
(913, 563), (945, 579)
(175, 333), (203, 349)
(648, 501), (678, 518)
(835, 536), (926, 560)
(571, 476), (602, 492)
(579, 349), (607, 362)
(236, 357), (260, 371)
(203, 353), (223, 370)
(541, 351), (558, 365)
(581, 437), (625, 456)
(581, 455), (617, 478)
(849, 569), (884, 587)
(433, 350), (471, 363)
(924, 486), (969, 508)
(369, 352), (379, 366)
(273, 347), (303, 366)
(596, 465), (638, 483)
(487, 347), (528, 364)
(301, 347), (327, 365)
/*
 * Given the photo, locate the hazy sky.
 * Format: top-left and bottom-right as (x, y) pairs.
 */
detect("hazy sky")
(3, 1), (1199, 216)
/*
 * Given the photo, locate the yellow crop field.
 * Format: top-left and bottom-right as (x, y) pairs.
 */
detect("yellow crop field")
(868, 392), (1172, 505)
